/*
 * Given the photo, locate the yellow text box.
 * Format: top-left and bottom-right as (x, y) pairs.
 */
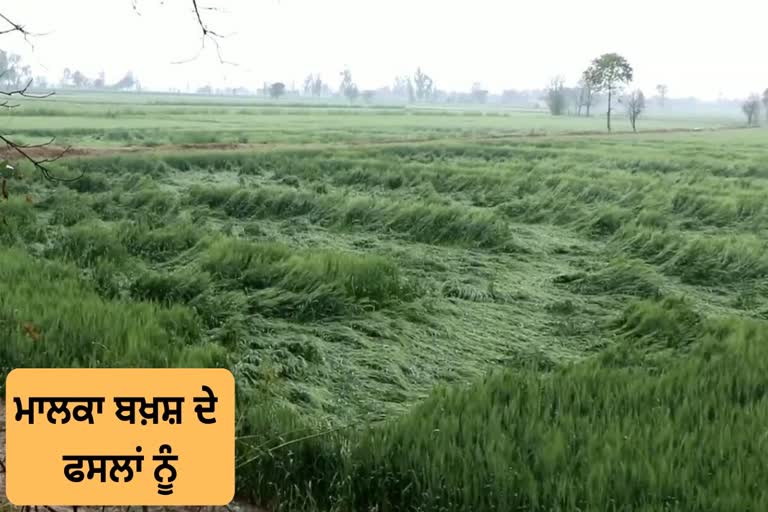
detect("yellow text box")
(5, 368), (235, 506)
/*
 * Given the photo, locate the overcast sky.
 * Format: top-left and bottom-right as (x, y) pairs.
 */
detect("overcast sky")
(2, 0), (767, 100)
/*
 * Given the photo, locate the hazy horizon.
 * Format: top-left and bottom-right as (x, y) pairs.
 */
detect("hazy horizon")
(2, 0), (768, 101)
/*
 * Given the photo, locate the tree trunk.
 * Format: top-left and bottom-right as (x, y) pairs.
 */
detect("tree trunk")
(607, 89), (612, 132)
(631, 114), (636, 133)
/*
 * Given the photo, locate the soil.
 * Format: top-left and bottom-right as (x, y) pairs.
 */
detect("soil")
(0, 125), (739, 165)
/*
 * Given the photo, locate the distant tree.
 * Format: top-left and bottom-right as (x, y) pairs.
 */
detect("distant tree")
(361, 90), (375, 103)
(196, 85), (213, 95)
(339, 68), (353, 93)
(93, 71), (106, 89)
(312, 76), (324, 96)
(544, 75), (567, 116)
(656, 84), (668, 107)
(0, 50), (30, 89)
(393, 76), (408, 97)
(72, 70), (90, 89)
(60, 67), (73, 88)
(0, 50), (10, 84)
(763, 88), (768, 121)
(0, 0), (230, 187)
(345, 84), (359, 103)
(413, 67), (434, 102)
(563, 86), (581, 115)
(587, 53), (634, 131)
(471, 82), (488, 104)
(33, 75), (49, 89)
(269, 82), (286, 99)
(623, 89), (646, 132)
(112, 71), (137, 91)
(339, 68), (358, 102)
(303, 74), (314, 96)
(742, 94), (761, 126)
(578, 68), (598, 116)
(392, 75), (415, 102)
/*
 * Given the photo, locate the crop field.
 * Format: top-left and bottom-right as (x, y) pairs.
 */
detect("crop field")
(1, 92), (767, 511)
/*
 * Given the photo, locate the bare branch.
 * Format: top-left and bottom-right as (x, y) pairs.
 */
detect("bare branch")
(0, 134), (80, 183)
(11, 136), (57, 149)
(0, 79), (56, 99)
(0, 13), (79, 186)
(0, 11), (50, 49)
(0, 11), (27, 35)
(170, 1), (237, 66)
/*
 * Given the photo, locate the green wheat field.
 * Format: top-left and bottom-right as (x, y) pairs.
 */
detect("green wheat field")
(2, 91), (767, 511)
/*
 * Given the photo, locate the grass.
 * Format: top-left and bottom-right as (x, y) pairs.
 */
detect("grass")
(2, 91), (768, 511)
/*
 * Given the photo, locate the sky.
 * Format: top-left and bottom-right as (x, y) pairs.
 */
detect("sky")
(2, 0), (767, 100)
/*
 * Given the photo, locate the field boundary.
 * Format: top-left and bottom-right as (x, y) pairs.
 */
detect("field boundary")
(0, 125), (753, 163)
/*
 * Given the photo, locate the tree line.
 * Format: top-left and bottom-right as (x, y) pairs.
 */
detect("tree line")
(5, 47), (768, 133)
(0, 51), (140, 93)
(545, 53), (639, 131)
(545, 53), (767, 131)
(262, 66), (440, 104)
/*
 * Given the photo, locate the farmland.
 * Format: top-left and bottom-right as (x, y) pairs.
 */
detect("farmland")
(2, 91), (768, 511)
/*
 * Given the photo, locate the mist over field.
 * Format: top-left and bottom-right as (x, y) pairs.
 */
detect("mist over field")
(2, 2), (768, 511)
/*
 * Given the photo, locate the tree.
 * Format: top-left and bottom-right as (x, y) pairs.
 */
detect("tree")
(61, 68), (73, 88)
(471, 82), (488, 104)
(0, 50), (19, 88)
(392, 75), (416, 103)
(0, 51), (31, 90)
(623, 89), (646, 132)
(303, 74), (314, 96)
(312, 76), (324, 96)
(656, 84), (668, 107)
(111, 71), (138, 91)
(345, 84), (359, 103)
(361, 90), (375, 104)
(269, 82), (286, 99)
(339, 68), (358, 102)
(393, 76), (407, 97)
(93, 71), (106, 89)
(33, 75), (49, 89)
(413, 67), (433, 102)
(72, 70), (90, 89)
(587, 53), (634, 131)
(577, 68), (598, 116)
(545, 76), (567, 116)
(406, 79), (415, 103)
(741, 94), (761, 126)
(763, 88), (768, 122)
(0, 1), (221, 188)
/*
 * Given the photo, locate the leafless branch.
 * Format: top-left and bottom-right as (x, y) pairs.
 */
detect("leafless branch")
(12, 136), (57, 149)
(171, 0), (237, 65)
(0, 13), (81, 187)
(0, 11), (49, 49)
(0, 11), (26, 36)
(0, 134), (80, 182)
(0, 79), (56, 98)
